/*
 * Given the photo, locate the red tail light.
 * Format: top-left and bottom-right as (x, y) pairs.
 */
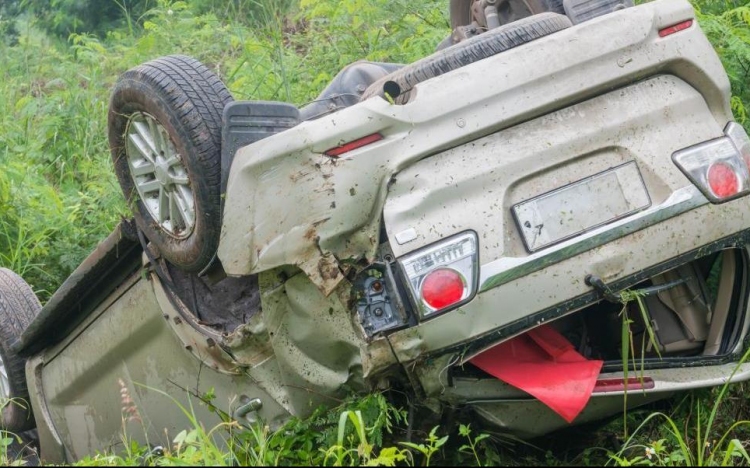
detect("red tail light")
(707, 162), (740, 198)
(421, 268), (465, 309)
(658, 19), (693, 37)
(324, 133), (383, 157)
(400, 232), (478, 318)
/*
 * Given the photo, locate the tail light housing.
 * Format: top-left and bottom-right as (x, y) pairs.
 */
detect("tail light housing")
(673, 122), (750, 203)
(398, 231), (478, 318)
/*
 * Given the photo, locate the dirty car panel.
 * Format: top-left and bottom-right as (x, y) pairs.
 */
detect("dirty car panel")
(28, 267), (291, 461)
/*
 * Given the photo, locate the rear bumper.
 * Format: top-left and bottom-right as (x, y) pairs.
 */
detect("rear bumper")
(446, 360), (750, 438)
(380, 201), (750, 437)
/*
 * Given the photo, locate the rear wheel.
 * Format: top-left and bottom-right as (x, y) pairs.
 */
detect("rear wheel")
(0, 269), (41, 432)
(449, 0), (565, 29)
(109, 55), (233, 272)
(362, 13), (572, 103)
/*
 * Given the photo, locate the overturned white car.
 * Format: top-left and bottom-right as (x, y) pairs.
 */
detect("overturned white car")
(0, 0), (749, 461)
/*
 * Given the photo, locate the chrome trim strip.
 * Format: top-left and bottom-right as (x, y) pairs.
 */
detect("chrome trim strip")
(479, 185), (708, 292)
(463, 363), (750, 399)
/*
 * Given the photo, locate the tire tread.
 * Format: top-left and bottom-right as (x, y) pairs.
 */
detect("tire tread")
(361, 13), (572, 103)
(108, 55), (233, 272)
(0, 269), (41, 431)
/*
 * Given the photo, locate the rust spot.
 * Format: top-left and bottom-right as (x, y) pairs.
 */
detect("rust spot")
(318, 257), (341, 281)
(290, 171), (311, 182)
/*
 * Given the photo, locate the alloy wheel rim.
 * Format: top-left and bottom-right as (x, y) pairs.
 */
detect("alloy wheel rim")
(124, 112), (196, 238)
(0, 354), (10, 401)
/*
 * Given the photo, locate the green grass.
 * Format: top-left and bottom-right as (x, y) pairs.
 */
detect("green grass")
(0, 0), (449, 301)
(0, 376), (745, 466)
(0, 390), (500, 466)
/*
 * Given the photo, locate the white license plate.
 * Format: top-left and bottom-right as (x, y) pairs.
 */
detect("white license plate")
(512, 161), (651, 252)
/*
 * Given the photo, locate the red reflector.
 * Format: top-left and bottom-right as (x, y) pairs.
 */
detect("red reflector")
(324, 133), (383, 157)
(593, 377), (655, 393)
(658, 19), (693, 37)
(707, 162), (740, 198)
(421, 268), (465, 309)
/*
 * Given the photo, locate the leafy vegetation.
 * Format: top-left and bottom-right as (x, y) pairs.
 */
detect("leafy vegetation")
(0, 0), (449, 300)
(695, 0), (750, 125)
(19, 0), (152, 39)
(0, 0), (749, 466)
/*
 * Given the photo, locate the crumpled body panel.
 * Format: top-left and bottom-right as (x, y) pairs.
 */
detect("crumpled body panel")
(250, 269), (366, 414)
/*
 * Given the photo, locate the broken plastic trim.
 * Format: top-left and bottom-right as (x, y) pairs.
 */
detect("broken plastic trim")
(353, 262), (410, 337)
(324, 133), (383, 157)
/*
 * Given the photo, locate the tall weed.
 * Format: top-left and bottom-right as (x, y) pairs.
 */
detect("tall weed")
(610, 345), (750, 466)
(695, 1), (750, 130)
(0, 0), (451, 299)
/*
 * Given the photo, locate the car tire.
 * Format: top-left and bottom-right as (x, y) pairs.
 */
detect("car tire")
(0, 269), (42, 432)
(449, 0), (565, 30)
(361, 12), (572, 104)
(108, 55), (233, 273)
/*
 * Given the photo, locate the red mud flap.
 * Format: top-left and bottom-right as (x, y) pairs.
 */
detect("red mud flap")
(469, 325), (603, 423)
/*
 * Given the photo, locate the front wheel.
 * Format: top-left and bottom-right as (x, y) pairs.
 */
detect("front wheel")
(0, 269), (42, 432)
(108, 55), (233, 272)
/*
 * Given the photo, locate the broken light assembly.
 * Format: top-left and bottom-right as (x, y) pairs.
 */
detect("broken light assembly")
(673, 122), (750, 203)
(398, 231), (479, 318)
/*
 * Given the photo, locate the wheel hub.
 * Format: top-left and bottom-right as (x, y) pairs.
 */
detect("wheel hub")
(155, 157), (171, 186)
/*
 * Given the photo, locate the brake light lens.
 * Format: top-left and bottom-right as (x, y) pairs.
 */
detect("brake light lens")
(399, 232), (478, 317)
(421, 268), (466, 309)
(673, 122), (750, 203)
(707, 162), (739, 198)
(324, 133), (383, 157)
(658, 19), (693, 37)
